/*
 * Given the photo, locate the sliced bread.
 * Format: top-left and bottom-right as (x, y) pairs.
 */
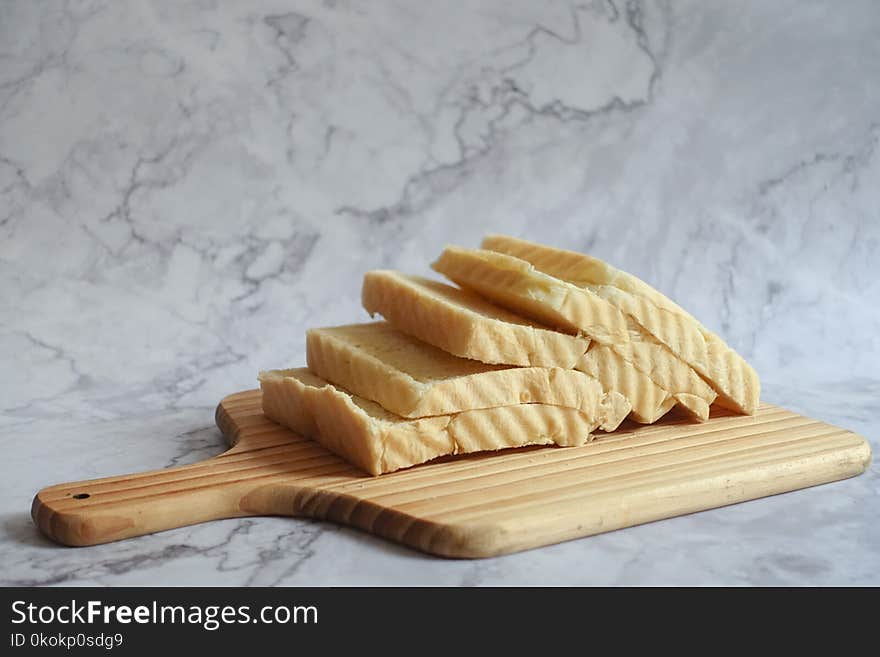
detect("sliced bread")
(361, 270), (590, 368)
(362, 268), (675, 424)
(432, 246), (716, 420)
(482, 235), (760, 414)
(431, 246), (630, 343)
(260, 368), (603, 475)
(577, 344), (677, 424)
(306, 321), (629, 429)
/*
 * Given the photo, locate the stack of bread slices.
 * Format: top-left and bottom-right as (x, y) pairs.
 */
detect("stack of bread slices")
(259, 235), (760, 475)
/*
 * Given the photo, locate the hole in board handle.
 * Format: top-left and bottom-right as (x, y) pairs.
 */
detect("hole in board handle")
(72, 493), (90, 500)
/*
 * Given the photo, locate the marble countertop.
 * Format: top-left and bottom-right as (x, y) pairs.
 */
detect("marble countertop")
(1, 1), (877, 585)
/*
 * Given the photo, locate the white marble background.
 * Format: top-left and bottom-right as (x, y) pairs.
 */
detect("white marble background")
(1, 0), (877, 585)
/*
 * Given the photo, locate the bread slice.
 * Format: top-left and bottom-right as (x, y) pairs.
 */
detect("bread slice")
(577, 344), (676, 424)
(432, 246), (716, 421)
(431, 247), (630, 343)
(361, 270), (590, 368)
(306, 321), (629, 429)
(363, 267), (674, 424)
(260, 368), (604, 475)
(482, 235), (760, 414)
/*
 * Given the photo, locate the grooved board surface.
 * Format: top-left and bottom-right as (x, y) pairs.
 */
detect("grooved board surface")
(32, 390), (872, 558)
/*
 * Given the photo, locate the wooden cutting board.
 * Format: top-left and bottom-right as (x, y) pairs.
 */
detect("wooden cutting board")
(32, 390), (872, 558)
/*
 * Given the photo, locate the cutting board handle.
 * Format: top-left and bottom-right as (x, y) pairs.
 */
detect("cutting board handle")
(30, 452), (264, 546)
(31, 398), (317, 546)
(29, 397), (369, 547)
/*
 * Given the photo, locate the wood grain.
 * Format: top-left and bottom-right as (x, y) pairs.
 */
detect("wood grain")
(32, 390), (872, 557)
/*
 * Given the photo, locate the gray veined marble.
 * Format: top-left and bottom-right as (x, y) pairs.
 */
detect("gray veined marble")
(1, 0), (877, 585)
